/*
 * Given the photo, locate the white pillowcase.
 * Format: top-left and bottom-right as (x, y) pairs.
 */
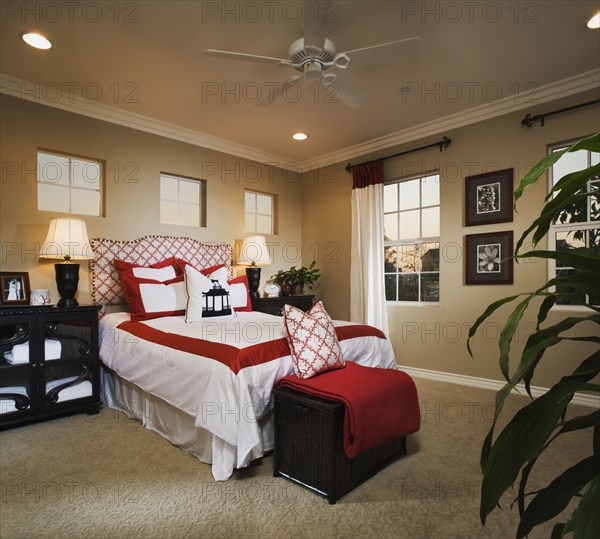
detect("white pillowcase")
(132, 265), (177, 282)
(184, 265), (234, 322)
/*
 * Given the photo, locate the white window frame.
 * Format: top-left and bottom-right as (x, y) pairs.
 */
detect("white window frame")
(37, 149), (104, 216)
(547, 139), (599, 309)
(384, 172), (440, 304)
(245, 190), (276, 235)
(159, 172), (206, 228)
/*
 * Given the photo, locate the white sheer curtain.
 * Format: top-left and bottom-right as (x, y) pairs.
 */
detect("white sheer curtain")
(350, 160), (389, 334)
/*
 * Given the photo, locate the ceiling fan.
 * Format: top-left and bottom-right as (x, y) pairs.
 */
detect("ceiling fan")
(204, 2), (421, 109)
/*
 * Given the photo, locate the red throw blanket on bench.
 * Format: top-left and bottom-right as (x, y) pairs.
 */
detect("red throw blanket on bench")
(276, 362), (421, 459)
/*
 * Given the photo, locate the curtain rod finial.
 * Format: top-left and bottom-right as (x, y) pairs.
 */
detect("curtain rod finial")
(345, 163), (353, 173)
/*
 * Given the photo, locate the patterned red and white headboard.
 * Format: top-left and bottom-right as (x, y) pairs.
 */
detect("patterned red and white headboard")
(90, 235), (232, 308)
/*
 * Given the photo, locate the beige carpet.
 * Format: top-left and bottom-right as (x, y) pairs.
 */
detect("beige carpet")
(0, 377), (593, 539)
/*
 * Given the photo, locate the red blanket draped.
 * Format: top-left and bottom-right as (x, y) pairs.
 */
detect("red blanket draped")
(276, 362), (420, 459)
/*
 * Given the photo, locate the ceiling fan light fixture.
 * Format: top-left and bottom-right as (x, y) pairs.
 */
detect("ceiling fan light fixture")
(303, 61), (322, 79)
(588, 13), (600, 29)
(292, 133), (308, 141)
(21, 32), (52, 49)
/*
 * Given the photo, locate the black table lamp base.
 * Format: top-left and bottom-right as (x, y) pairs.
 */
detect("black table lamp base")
(245, 266), (261, 299)
(55, 263), (80, 308)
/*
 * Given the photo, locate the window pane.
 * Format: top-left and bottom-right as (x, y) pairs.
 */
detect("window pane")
(245, 212), (255, 231)
(399, 179), (420, 210)
(591, 182), (599, 221)
(256, 194), (272, 215)
(421, 243), (440, 271)
(71, 159), (100, 189)
(592, 152), (600, 166)
(397, 243), (420, 272)
(38, 183), (69, 213)
(160, 201), (179, 225)
(553, 149), (587, 186)
(384, 183), (398, 213)
(245, 192), (256, 212)
(384, 213), (398, 241)
(160, 177), (179, 202)
(590, 229), (600, 254)
(384, 246), (397, 273)
(399, 210), (420, 240)
(422, 207), (440, 237)
(398, 274), (418, 301)
(385, 274), (397, 301)
(420, 273), (439, 302)
(38, 152), (69, 186)
(555, 269), (585, 305)
(179, 180), (199, 203)
(179, 204), (200, 227)
(256, 214), (272, 234)
(421, 175), (439, 206)
(71, 189), (100, 216)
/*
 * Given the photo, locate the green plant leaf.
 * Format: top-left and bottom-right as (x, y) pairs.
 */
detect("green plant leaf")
(516, 456), (600, 539)
(573, 475), (600, 539)
(480, 381), (600, 524)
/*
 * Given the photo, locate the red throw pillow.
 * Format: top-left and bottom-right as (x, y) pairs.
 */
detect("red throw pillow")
(115, 257), (185, 321)
(283, 301), (345, 379)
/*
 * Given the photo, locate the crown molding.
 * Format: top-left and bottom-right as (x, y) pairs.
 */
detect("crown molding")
(2, 70), (598, 171)
(0, 73), (289, 165)
(301, 69), (600, 171)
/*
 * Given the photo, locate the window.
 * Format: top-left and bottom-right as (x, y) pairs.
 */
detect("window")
(160, 173), (206, 227)
(384, 173), (440, 302)
(37, 150), (103, 216)
(548, 140), (599, 306)
(245, 190), (275, 234)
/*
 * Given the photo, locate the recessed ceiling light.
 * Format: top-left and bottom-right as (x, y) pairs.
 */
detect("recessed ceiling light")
(292, 133), (308, 141)
(21, 32), (52, 50)
(588, 13), (600, 29)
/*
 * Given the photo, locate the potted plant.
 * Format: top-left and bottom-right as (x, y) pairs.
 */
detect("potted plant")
(468, 132), (599, 538)
(270, 260), (321, 296)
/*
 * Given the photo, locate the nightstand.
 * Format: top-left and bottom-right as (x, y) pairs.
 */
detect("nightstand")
(0, 305), (101, 429)
(251, 295), (315, 316)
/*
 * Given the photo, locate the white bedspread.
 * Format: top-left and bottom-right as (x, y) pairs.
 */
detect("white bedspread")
(99, 311), (397, 480)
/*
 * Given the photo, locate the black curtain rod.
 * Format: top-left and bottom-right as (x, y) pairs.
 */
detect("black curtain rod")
(345, 136), (452, 173)
(521, 99), (600, 128)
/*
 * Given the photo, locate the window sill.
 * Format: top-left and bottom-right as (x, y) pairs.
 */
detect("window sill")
(387, 301), (440, 307)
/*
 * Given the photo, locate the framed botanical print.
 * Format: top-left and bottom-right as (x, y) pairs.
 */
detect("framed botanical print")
(465, 168), (514, 226)
(465, 231), (514, 285)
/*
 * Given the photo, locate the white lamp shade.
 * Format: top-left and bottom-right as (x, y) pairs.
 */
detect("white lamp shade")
(238, 235), (271, 266)
(39, 218), (93, 261)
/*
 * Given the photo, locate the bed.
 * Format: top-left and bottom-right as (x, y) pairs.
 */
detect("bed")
(92, 236), (398, 480)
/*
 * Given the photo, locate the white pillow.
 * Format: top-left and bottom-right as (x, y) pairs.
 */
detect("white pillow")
(184, 265), (234, 322)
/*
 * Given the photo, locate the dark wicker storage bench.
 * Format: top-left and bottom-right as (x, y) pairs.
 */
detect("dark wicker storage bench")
(273, 386), (407, 504)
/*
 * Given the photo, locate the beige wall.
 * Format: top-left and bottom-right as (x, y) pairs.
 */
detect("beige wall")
(302, 90), (600, 388)
(0, 95), (303, 303)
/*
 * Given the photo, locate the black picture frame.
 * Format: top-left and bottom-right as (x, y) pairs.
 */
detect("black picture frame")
(0, 272), (31, 306)
(465, 168), (514, 226)
(465, 231), (514, 285)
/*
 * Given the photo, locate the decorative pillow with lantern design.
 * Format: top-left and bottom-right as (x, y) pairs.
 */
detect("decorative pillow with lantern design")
(184, 265), (234, 322)
(283, 301), (345, 379)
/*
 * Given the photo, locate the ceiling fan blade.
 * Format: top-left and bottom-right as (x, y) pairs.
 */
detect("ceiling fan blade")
(302, 0), (326, 50)
(322, 75), (365, 109)
(204, 49), (290, 65)
(256, 76), (302, 107)
(340, 37), (422, 68)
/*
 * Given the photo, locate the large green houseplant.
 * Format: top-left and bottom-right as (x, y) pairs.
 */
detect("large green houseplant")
(468, 132), (600, 538)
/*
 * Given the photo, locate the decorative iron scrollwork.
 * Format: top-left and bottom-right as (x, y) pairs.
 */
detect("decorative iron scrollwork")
(45, 362), (91, 405)
(0, 393), (31, 411)
(45, 322), (91, 355)
(0, 324), (29, 347)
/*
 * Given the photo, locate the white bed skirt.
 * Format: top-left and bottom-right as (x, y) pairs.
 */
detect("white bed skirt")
(100, 367), (274, 480)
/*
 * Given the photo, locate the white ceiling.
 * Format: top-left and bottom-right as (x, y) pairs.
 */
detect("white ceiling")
(1, 0), (599, 166)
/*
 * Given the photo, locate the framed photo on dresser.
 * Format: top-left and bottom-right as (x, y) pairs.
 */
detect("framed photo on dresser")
(0, 272), (31, 306)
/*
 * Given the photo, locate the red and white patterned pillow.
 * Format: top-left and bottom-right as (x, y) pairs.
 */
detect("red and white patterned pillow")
(283, 301), (345, 379)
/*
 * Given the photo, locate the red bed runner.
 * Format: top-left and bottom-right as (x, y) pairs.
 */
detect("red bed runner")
(116, 320), (386, 375)
(276, 362), (421, 459)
